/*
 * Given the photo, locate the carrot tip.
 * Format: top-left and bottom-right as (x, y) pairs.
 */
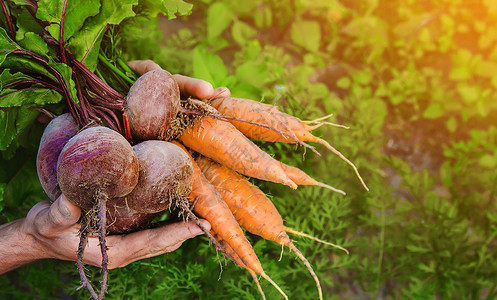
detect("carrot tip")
(317, 138), (369, 192)
(284, 226), (349, 255)
(315, 181), (346, 195)
(260, 271), (288, 300)
(287, 242), (323, 300)
(249, 269), (266, 300)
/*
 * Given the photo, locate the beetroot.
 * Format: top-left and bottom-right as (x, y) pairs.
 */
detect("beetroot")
(106, 198), (158, 235)
(125, 69), (180, 140)
(36, 113), (80, 201)
(123, 140), (193, 214)
(56, 126), (139, 300)
(57, 126), (139, 209)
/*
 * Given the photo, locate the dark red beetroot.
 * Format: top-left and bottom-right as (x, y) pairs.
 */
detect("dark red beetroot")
(125, 69), (180, 140)
(56, 126), (139, 300)
(36, 113), (80, 201)
(123, 140), (193, 214)
(106, 198), (158, 235)
(57, 126), (139, 209)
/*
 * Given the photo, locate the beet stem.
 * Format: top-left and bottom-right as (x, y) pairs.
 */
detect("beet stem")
(59, 0), (68, 64)
(76, 215), (99, 300)
(96, 191), (109, 300)
(0, 0), (15, 39)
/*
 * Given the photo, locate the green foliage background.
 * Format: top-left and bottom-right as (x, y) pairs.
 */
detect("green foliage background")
(1, 0), (497, 299)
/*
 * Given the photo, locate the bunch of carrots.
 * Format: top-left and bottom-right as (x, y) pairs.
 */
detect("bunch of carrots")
(126, 61), (368, 299)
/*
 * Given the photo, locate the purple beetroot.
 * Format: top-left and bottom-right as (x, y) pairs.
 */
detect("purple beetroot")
(125, 69), (180, 140)
(56, 126), (139, 300)
(123, 140), (193, 214)
(36, 113), (80, 201)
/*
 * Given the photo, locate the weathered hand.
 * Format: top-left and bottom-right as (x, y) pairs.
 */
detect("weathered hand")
(0, 63), (225, 275)
(0, 195), (209, 274)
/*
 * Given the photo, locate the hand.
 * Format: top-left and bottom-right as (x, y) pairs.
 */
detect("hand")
(127, 60), (231, 100)
(0, 65), (224, 274)
(0, 195), (210, 274)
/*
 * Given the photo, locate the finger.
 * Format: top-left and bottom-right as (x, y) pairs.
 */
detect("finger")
(34, 195), (81, 236)
(127, 60), (161, 75)
(173, 74), (214, 99)
(88, 219), (211, 269)
(212, 87), (231, 99)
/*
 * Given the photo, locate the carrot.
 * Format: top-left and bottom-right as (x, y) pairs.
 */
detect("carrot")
(211, 230), (266, 300)
(172, 141), (288, 300)
(197, 156), (340, 300)
(278, 161), (346, 195)
(178, 100), (297, 189)
(208, 97), (369, 191)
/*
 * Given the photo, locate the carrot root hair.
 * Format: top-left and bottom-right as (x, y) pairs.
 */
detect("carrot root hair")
(316, 137), (369, 191)
(287, 242), (323, 300)
(260, 271), (288, 300)
(302, 113), (334, 124)
(249, 269), (266, 300)
(314, 181), (346, 195)
(178, 200), (223, 251)
(284, 226), (349, 255)
(305, 121), (350, 131)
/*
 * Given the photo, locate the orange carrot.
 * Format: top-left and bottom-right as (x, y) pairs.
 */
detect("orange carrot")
(278, 161), (346, 195)
(178, 100), (297, 189)
(208, 97), (369, 191)
(196, 156), (342, 300)
(172, 141), (288, 299)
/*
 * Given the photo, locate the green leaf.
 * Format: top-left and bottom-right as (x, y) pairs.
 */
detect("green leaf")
(13, 6), (45, 41)
(17, 32), (50, 57)
(68, 0), (138, 70)
(479, 154), (496, 168)
(47, 61), (77, 104)
(457, 84), (480, 104)
(417, 261), (435, 273)
(235, 62), (268, 89)
(291, 19), (321, 52)
(423, 103), (444, 119)
(446, 117), (457, 133)
(337, 77), (351, 89)
(0, 28), (20, 64)
(393, 13), (434, 38)
(449, 66), (471, 81)
(162, 0), (193, 19)
(207, 2), (234, 41)
(407, 244), (430, 253)
(141, 0), (193, 18)
(0, 69), (34, 86)
(0, 108), (17, 151)
(0, 88), (62, 108)
(2, 55), (56, 82)
(192, 46), (227, 87)
(36, 0), (101, 41)
(15, 106), (40, 135)
(231, 21), (257, 46)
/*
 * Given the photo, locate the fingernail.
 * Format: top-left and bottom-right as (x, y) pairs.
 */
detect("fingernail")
(219, 87), (229, 94)
(57, 197), (70, 217)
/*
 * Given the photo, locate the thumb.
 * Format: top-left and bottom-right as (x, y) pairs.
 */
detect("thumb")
(44, 195), (81, 230)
